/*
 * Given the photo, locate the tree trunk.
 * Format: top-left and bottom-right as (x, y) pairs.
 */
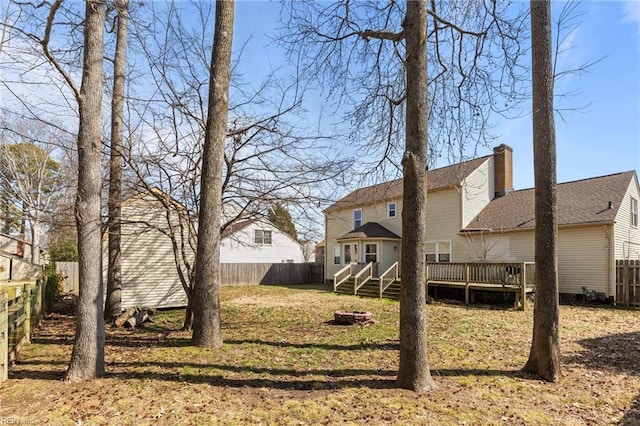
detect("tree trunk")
(523, 0), (561, 383)
(396, 0), (436, 393)
(65, 0), (106, 382)
(29, 217), (40, 264)
(191, 0), (234, 348)
(105, 0), (128, 323)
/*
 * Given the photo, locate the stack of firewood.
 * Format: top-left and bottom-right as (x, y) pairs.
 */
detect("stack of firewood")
(114, 307), (155, 328)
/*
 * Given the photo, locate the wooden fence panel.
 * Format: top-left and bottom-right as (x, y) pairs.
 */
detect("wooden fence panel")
(0, 292), (7, 381)
(56, 262), (80, 294)
(220, 263), (314, 285)
(616, 259), (640, 308)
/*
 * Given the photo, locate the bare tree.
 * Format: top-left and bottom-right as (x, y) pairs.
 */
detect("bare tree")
(280, 0), (528, 392)
(105, 0), (128, 323)
(65, 0), (107, 381)
(396, 0), (436, 392)
(523, 0), (560, 383)
(191, 0), (235, 348)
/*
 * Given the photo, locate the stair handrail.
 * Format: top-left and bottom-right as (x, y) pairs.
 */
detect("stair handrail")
(379, 262), (399, 298)
(353, 262), (373, 295)
(333, 263), (354, 291)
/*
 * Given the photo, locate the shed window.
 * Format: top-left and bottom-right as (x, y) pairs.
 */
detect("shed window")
(353, 209), (362, 228)
(426, 240), (451, 263)
(388, 202), (397, 219)
(254, 230), (272, 245)
(632, 197), (638, 227)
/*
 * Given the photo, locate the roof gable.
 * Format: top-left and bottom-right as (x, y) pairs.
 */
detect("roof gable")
(325, 156), (490, 212)
(464, 171), (636, 232)
(337, 222), (402, 241)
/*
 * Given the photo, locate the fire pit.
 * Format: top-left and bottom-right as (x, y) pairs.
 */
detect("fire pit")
(333, 311), (375, 325)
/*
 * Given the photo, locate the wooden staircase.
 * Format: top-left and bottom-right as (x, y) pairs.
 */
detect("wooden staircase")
(334, 278), (401, 300)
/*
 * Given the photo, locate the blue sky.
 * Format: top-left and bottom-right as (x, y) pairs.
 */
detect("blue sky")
(232, 1), (640, 191)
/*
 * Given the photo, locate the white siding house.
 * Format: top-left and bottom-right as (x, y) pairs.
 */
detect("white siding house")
(220, 218), (304, 263)
(324, 143), (640, 301)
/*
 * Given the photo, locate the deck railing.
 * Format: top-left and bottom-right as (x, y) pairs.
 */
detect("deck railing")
(426, 262), (535, 309)
(333, 263), (355, 292)
(353, 262), (374, 295)
(379, 262), (399, 297)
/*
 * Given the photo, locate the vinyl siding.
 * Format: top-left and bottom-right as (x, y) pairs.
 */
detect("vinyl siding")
(220, 220), (304, 263)
(324, 198), (403, 278)
(461, 158), (493, 228)
(425, 188), (465, 261)
(118, 194), (190, 309)
(613, 177), (640, 260)
(463, 226), (609, 295)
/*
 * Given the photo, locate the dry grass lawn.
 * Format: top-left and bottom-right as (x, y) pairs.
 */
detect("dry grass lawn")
(1, 284), (639, 425)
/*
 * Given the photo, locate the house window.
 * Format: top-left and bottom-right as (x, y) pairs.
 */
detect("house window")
(426, 241), (451, 263)
(254, 229), (272, 245)
(365, 244), (378, 263)
(333, 247), (340, 265)
(388, 202), (397, 219)
(353, 209), (362, 228)
(632, 197), (638, 227)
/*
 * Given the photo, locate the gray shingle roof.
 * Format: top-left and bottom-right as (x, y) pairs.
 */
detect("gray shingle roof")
(325, 156), (490, 212)
(337, 222), (402, 241)
(464, 171), (636, 232)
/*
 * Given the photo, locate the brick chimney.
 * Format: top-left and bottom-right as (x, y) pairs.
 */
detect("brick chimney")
(493, 144), (513, 198)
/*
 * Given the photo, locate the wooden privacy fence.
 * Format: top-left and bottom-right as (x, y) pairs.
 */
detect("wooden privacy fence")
(0, 280), (45, 382)
(56, 261), (80, 293)
(221, 262), (323, 285)
(616, 259), (640, 308)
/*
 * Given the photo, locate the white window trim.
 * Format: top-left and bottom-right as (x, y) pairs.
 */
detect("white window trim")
(333, 247), (340, 265)
(353, 208), (362, 229)
(254, 229), (273, 245)
(364, 243), (379, 263)
(632, 197), (638, 228)
(426, 240), (452, 263)
(387, 202), (397, 219)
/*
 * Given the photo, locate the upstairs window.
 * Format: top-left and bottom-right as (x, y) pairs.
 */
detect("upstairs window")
(353, 209), (362, 228)
(426, 240), (451, 263)
(254, 229), (272, 245)
(632, 197), (638, 227)
(388, 202), (397, 219)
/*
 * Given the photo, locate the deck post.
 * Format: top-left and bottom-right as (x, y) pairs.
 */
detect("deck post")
(464, 263), (470, 305)
(519, 262), (526, 311)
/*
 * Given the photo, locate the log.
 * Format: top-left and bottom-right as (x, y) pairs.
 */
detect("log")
(125, 310), (149, 328)
(115, 307), (137, 328)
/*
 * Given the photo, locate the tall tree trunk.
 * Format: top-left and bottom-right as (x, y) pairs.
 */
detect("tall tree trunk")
(65, 0), (106, 381)
(29, 217), (40, 264)
(105, 0), (128, 323)
(191, 0), (234, 348)
(523, 0), (561, 383)
(396, 0), (436, 392)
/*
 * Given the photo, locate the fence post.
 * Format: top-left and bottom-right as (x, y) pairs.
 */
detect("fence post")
(464, 263), (470, 305)
(0, 292), (8, 382)
(624, 260), (630, 308)
(23, 282), (32, 344)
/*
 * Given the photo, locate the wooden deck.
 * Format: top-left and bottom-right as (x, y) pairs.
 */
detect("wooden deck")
(334, 261), (535, 310)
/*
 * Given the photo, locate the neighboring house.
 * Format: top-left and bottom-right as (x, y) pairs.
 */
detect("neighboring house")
(110, 190), (305, 308)
(0, 233), (41, 281)
(220, 218), (305, 263)
(324, 144), (640, 301)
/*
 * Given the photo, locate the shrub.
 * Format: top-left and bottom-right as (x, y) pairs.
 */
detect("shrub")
(44, 271), (65, 312)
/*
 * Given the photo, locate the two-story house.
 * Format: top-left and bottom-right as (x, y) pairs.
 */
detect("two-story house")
(324, 144), (640, 301)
